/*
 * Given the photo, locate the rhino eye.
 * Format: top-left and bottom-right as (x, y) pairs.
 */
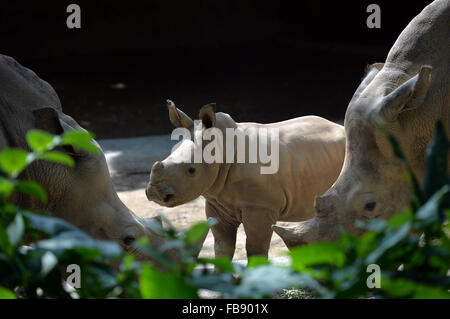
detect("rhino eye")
(122, 236), (135, 246)
(188, 166), (196, 174)
(364, 202), (376, 211)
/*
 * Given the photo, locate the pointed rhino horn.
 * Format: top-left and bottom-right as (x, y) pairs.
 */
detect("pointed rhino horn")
(273, 217), (323, 250)
(272, 225), (309, 250)
(272, 225), (302, 250)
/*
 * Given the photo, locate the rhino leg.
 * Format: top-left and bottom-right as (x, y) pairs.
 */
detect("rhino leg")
(242, 209), (277, 258)
(206, 201), (239, 259)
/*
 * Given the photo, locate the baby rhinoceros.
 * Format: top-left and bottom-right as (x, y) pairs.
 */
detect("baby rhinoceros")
(146, 100), (346, 259)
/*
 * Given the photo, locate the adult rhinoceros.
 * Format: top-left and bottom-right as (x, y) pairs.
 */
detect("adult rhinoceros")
(0, 54), (167, 258)
(274, 0), (450, 248)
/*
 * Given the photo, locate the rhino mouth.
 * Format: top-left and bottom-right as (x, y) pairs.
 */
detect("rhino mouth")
(362, 214), (381, 220)
(146, 183), (176, 206)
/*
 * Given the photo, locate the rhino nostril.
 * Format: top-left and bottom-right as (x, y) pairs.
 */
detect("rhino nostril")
(164, 194), (174, 202)
(122, 236), (136, 246)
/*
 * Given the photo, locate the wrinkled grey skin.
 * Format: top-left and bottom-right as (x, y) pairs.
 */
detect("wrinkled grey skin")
(274, 0), (450, 249)
(0, 54), (169, 259)
(146, 100), (345, 258)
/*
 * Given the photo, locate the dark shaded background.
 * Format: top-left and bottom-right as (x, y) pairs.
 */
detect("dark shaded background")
(0, 0), (432, 138)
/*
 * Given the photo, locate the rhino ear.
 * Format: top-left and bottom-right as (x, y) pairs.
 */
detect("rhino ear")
(33, 107), (64, 135)
(33, 107), (76, 154)
(167, 99), (193, 129)
(379, 65), (432, 122)
(199, 103), (216, 128)
(350, 63), (384, 103)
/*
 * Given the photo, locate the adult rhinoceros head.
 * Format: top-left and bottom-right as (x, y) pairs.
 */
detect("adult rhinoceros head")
(274, 63), (433, 248)
(34, 108), (169, 255)
(0, 55), (170, 260)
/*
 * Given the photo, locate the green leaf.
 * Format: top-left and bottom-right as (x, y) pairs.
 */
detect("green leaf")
(354, 231), (378, 258)
(189, 271), (235, 294)
(247, 255), (270, 268)
(36, 235), (122, 259)
(0, 286), (16, 299)
(415, 185), (449, 223)
(6, 213), (24, 247)
(290, 242), (345, 272)
(184, 221), (210, 245)
(24, 212), (122, 258)
(388, 209), (413, 227)
(62, 130), (100, 154)
(445, 210), (450, 232)
(387, 132), (422, 208)
(42, 151), (75, 167)
(24, 211), (81, 236)
(198, 257), (235, 272)
(0, 177), (15, 198)
(85, 264), (119, 293)
(355, 218), (387, 232)
(133, 241), (175, 270)
(0, 148), (29, 177)
(39, 251), (58, 277)
(233, 265), (328, 298)
(142, 218), (167, 237)
(26, 129), (57, 153)
(15, 180), (47, 203)
(139, 263), (198, 299)
(0, 226), (12, 256)
(158, 239), (185, 252)
(382, 278), (450, 299)
(421, 120), (449, 200)
(365, 222), (411, 264)
(122, 254), (135, 269)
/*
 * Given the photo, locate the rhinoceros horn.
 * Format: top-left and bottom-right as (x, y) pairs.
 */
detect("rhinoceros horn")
(272, 218), (320, 250)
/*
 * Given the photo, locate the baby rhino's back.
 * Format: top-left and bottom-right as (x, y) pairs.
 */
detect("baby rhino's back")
(277, 115), (344, 145)
(234, 115), (345, 221)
